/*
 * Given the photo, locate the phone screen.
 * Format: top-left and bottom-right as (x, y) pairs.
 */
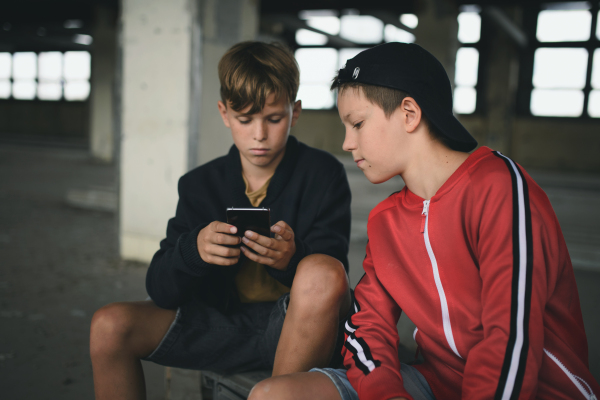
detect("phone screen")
(226, 208), (271, 238)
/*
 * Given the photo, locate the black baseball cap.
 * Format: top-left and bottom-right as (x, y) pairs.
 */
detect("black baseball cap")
(335, 42), (477, 152)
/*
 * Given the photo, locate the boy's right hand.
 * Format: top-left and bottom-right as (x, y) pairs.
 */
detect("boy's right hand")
(196, 222), (242, 266)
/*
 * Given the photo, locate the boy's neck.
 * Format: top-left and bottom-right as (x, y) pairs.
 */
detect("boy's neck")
(401, 140), (470, 200)
(240, 149), (285, 192)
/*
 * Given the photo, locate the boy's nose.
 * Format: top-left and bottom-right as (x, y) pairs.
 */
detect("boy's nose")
(253, 122), (268, 141)
(342, 131), (355, 152)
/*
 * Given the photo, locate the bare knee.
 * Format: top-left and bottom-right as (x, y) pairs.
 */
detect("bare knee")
(248, 377), (291, 400)
(292, 254), (349, 309)
(90, 302), (138, 359)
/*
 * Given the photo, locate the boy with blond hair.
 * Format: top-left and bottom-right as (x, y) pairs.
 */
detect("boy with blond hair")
(249, 43), (599, 400)
(90, 41), (352, 399)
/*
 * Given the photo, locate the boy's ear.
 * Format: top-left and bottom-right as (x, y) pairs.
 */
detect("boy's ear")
(217, 100), (232, 128)
(401, 97), (422, 133)
(290, 100), (302, 128)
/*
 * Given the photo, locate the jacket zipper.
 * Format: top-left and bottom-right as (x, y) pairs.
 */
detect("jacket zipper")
(544, 348), (597, 400)
(422, 200), (462, 358)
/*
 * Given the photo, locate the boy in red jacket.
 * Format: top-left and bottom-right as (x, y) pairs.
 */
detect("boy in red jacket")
(248, 43), (599, 400)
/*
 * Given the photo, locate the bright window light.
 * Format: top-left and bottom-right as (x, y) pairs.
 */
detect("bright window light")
(533, 48), (588, 89)
(591, 49), (600, 89)
(0, 53), (11, 79)
(296, 48), (338, 84)
(13, 52), (37, 80)
(38, 52), (62, 81)
(537, 10), (591, 42)
(304, 16), (340, 35)
(588, 90), (600, 117)
(13, 80), (36, 100)
(338, 48), (367, 69)
(384, 25), (415, 43)
(457, 12), (481, 43)
(64, 81), (90, 101)
(340, 15), (383, 44)
(296, 29), (328, 46)
(598, 11), (600, 39)
(400, 14), (418, 29)
(299, 10), (338, 19)
(530, 89), (584, 117)
(64, 51), (91, 81)
(455, 47), (479, 87)
(454, 86), (477, 114)
(38, 82), (62, 100)
(73, 34), (93, 46)
(296, 85), (335, 109)
(0, 80), (10, 99)
(295, 48), (338, 109)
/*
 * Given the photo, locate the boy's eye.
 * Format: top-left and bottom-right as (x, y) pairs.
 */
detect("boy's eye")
(239, 119), (251, 124)
(268, 118), (282, 123)
(353, 121), (363, 129)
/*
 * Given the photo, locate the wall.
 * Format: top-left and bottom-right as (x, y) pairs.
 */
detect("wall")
(0, 100), (89, 138)
(291, 110), (346, 155)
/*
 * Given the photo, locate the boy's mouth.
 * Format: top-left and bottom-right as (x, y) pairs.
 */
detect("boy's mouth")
(355, 158), (365, 167)
(250, 148), (270, 156)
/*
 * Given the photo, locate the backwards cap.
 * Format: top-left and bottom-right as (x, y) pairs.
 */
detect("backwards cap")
(335, 42), (477, 152)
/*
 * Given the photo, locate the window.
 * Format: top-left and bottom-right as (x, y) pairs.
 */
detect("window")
(0, 51), (91, 101)
(528, 2), (600, 117)
(295, 10), (417, 110)
(454, 5), (481, 115)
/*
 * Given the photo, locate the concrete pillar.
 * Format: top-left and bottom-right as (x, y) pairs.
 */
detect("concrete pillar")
(414, 0), (459, 87)
(120, 0), (196, 261)
(90, 6), (117, 162)
(119, 0), (259, 262)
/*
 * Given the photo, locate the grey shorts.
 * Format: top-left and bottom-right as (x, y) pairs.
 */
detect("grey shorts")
(144, 293), (348, 374)
(311, 363), (436, 400)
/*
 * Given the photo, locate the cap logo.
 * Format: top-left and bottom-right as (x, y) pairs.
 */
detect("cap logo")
(352, 67), (360, 79)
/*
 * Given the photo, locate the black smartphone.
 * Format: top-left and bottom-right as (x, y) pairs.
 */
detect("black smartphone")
(226, 207), (271, 238)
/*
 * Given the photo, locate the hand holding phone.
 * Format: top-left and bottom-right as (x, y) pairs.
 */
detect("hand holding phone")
(196, 221), (242, 266)
(226, 207), (271, 239)
(239, 220), (296, 271)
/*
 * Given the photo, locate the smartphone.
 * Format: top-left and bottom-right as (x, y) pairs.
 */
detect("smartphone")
(226, 207), (271, 238)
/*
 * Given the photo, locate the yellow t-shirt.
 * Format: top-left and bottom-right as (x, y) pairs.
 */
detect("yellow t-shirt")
(234, 174), (291, 303)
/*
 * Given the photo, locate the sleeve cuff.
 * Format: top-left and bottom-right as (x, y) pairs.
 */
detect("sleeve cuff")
(177, 223), (216, 277)
(357, 367), (413, 400)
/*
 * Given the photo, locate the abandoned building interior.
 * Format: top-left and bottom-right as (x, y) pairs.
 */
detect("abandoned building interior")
(1, 0), (599, 399)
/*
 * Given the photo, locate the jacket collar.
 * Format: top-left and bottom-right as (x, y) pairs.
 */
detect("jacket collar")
(225, 135), (300, 208)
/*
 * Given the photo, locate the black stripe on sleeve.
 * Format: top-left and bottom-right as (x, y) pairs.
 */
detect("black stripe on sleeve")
(491, 151), (533, 400)
(510, 162), (534, 399)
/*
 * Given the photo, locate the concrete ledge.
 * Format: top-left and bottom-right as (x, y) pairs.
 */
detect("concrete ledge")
(201, 370), (271, 400)
(120, 232), (161, 263)
(65, 188), (118, 212)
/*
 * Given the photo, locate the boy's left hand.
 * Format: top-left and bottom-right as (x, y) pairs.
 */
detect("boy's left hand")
(240, 221), (296, 271)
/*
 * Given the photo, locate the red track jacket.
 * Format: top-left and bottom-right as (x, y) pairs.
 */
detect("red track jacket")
(342, 147), (599, 400)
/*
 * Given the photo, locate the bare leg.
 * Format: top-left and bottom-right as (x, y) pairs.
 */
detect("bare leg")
(248, 372), (342, 400)
(90, 301), (176, 400)
(272, 254), (351, 376)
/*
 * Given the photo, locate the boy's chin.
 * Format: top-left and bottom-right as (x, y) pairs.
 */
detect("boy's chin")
(364, 171), (394, 185)
(245, 154), (275, 167)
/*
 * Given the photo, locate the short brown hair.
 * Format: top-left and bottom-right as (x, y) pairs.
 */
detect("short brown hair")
(330, 78), (449, 148)
(218, 41), (300, 115)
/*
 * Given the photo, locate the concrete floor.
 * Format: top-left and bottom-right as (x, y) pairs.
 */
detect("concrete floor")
(0, 143), (598, 399)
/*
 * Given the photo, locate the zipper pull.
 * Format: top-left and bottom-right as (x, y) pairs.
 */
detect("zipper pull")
(420, 200), (429, 233)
